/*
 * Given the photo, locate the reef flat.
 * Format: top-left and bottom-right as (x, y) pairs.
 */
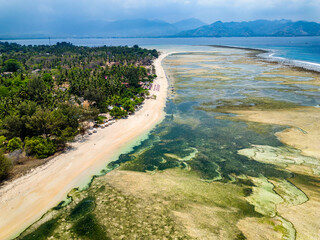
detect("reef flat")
(18, 47), (320, 240)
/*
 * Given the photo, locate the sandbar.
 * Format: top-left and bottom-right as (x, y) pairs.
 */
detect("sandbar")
(229, 107), (320, 160)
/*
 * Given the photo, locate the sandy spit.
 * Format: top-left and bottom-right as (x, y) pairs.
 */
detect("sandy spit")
(0, 53), (171, 240)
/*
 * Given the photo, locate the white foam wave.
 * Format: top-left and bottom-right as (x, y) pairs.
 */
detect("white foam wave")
(258, 49), (320, 73)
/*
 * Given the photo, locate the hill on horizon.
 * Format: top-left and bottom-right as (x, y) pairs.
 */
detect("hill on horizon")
(2, 19), (320, 39)
(174, 19), (320, 37)
(0, 18), (207, 39)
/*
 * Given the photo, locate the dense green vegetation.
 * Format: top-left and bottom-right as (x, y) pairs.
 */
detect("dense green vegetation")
(0, 41), (158, 180)
(0, 154), (11, 180)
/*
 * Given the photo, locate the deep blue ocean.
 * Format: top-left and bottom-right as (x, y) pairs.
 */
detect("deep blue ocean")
(2, 36), (320, 70)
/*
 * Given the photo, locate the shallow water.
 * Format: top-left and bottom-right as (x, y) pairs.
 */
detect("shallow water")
(18, 47), (320, 239)
(4, 36), (320, 71)
(111, 48), (314, 179)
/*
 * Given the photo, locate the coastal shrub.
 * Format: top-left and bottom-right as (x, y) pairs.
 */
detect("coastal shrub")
(7, 137), (23, 152)
(1, 115), (23, 139)
(0, 154), (12, 180)
(0, 136), (6, 148)
(134, 97), (144, 105)
(2, 59), (23, 72)
(54, 127), (77, 147)
(24, 137), (56, 159)
(122, 99), (135, 112)
(42, 73), (53, 86)
(95, 116), (106, 124)
(110, 106), (128, 119)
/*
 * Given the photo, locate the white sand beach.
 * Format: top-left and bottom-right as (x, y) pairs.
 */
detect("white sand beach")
(0, 53), (170, 240)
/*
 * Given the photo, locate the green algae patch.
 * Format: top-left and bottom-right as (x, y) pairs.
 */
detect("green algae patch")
(246, 176), (283, 217)
(19, 218), (59, 240)
(238, 215), (296, 240)
(52, 196), (73, 211)
(164, 147), (198, 162)
(113, 124), (201, 173)
(189, 155), (222, 181)
(312, 166), (320, 175)
(270, 179), (308, 206)
(275, 216), (296, 240)
(254, 76), (318, 87)
(68, 196), (96, 221)
(276, 173), (320, 240)
(72, 213), (110, 240)
(18, 174), (190, 239)
(260, 67), (320, 86)
(197, 97), (299, 113)
(262, 67), (319, 78)
(231, 57), (267, 66)
(103, 168), (260, 239)
(238, 145), (320, 171)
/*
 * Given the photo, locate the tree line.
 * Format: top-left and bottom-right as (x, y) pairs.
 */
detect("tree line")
(0, 41), (158, 180)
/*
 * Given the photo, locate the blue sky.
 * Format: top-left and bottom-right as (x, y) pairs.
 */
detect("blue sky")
(0, 0), (319, 23)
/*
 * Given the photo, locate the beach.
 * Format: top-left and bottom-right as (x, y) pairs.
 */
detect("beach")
(6, 46), (320, 240)
(0, 53), (170, 240)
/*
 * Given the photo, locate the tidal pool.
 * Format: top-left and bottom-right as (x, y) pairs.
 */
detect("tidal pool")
(18, 47), (320, 240)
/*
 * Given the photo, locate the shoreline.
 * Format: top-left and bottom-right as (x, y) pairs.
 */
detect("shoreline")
(211, 44), (320, 73)
(0, 52), (170, 240)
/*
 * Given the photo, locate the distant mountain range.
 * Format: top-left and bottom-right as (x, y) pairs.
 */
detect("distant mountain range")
(174, 20), (320, 37)
(0, 18), (206, 39)
(94, 18), (206, 37)
(1, 19), (320, 39)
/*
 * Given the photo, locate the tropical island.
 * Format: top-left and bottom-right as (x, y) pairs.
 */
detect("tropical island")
(0, 41), (169, 240)
(1, 0), (320, 238)
(0, 42), (158, 181)
(0, 40), (320, 240)
(3, 44), (318, 240)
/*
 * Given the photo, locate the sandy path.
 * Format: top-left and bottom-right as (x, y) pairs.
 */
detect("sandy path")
(0, 53), (171, 240)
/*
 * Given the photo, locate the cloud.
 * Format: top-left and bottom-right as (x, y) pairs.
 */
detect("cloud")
(0, 0), (319, 35)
